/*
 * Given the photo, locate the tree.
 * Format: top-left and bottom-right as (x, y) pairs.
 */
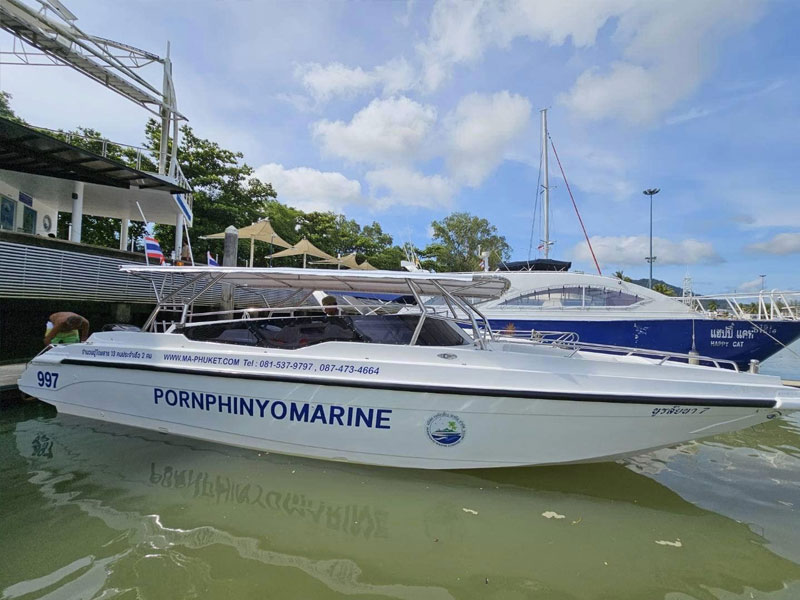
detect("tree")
(652, 282), (676, 296)
(0, 91), (24, 123)
(613, 270), (633, 283)
(367, 245), (407, 270)
(421, 212), (511, 272)
(151, 121), (278, 263)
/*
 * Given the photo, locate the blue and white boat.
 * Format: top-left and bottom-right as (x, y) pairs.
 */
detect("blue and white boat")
(470, 266), (800, 371)
(465, 108), (800, 370)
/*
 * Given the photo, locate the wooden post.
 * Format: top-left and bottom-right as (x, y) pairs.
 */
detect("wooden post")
(221, 225), (238, 316)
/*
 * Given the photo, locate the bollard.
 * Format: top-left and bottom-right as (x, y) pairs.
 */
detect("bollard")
(221, 225), (238, 316)
(749, 359), (760, 374)
(688, 350), (700, 365)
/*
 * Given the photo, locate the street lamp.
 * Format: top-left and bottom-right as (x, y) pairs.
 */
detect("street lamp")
(643, 188), (660, 289)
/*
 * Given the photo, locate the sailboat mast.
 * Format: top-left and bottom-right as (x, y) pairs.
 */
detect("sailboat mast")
(541, 108), (550, 259)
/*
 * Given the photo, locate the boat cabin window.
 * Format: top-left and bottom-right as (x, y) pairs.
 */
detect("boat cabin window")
(182, 314), (469, 349)
(499, 285), (643, 308)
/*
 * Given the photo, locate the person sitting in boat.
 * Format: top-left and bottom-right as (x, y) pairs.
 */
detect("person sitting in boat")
(44, 312), (89, 346)
(322, 295), (340, 316)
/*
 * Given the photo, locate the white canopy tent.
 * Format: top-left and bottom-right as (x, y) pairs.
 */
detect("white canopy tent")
(311, 252), (378, 270)
(202, 220), (291, 267)
(267, 237), (334, 268)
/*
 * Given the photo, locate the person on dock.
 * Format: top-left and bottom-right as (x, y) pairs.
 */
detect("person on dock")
(44, 312), (89, 346)
(180, 240), (191, 266)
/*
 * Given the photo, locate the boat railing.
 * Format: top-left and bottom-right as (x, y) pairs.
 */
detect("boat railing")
(493, 328), (580, 345)
(491, 327), (740, 371)
(167, 303), (478, 340)
(683, 290), (800, 321)
(170, 301), (411, 326)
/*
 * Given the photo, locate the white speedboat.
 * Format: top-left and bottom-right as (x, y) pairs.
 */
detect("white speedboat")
(18, 267), (800, 469)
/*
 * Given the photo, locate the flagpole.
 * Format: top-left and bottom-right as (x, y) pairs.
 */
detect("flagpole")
(183, 219), (194, 266)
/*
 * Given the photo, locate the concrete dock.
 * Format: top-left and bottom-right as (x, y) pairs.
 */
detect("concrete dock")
(0, 362), (26, 404)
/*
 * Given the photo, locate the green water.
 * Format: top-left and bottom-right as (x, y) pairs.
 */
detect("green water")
(2, 343), (799, 599)
(1, 403), (798, 600)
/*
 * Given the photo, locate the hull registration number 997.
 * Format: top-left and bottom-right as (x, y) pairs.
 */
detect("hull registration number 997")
(36, 371), (59, 388)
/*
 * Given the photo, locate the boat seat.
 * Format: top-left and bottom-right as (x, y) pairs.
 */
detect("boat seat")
(214, 328), (259, 345)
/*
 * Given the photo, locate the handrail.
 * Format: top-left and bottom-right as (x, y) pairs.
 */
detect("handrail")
(683, 290), (800, 321)
(493, 328), (740, 371)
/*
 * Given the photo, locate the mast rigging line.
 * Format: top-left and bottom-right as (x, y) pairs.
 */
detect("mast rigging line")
(549, 136), (602, 276)
(528, 139), (543, 261)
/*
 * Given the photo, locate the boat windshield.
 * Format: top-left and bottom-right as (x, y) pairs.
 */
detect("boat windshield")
(182, 314), (470, 349)
(499, 285), (644, 308)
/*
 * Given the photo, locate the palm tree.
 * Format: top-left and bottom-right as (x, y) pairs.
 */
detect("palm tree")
(613, 270), (632, 283)
(652, 282), (676, 296)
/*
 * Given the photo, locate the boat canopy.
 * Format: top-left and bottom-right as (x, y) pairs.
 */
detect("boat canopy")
(121, 266), (510, 299)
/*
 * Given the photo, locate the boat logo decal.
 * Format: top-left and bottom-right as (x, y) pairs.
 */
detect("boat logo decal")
(426, 412), (465, 447)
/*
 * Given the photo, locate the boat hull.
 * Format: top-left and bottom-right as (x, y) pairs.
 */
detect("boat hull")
(18, 347), (784, 469)
(487, 317), (800, 369)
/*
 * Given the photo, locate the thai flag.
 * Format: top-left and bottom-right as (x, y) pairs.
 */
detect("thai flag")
(207, 251), (219, 267)
(144, 236), (165, 264)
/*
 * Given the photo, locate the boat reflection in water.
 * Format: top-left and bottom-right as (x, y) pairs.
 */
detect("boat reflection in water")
(6, 410), (800, 600)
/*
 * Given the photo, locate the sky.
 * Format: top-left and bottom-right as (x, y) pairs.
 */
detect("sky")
(0, 0), (798, 293)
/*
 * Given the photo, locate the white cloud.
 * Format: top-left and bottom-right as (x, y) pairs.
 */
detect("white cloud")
(417, 0), (622, 91)
(312, 96), (437, 164)
(737, 277), (764, 293)
(295, 58), (416, 102)
(294, 1), (763, 126)
(295, 63), (376, 102)
(557, 144), (635, 201)
(374, 58), (418, 96)
(572, 235), (722, 266)
(366, 167), (455, 209)
(253, 163), (364, 213)
(417, 0), (487, 91)
(666, 80), (786, 126)
(445, 91), (531, 186)
(747, 233), (800, 255)
(559, 2), (764, 124)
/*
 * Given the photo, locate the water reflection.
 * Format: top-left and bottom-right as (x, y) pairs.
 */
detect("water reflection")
(626, 414), (800, 567)
(2, 406), (800, 599)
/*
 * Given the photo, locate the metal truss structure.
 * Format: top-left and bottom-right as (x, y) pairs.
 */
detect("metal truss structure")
(0, 0), (185, 180)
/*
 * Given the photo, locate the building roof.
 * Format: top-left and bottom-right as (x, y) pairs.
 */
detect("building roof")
(0, 117), (190, 193)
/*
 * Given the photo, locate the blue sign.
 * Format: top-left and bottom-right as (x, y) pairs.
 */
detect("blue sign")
(174, 193), (193, 225)
(18, 191), (33, 207)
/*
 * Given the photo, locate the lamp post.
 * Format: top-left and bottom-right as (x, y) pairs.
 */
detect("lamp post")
(643, 188), (660, 289)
